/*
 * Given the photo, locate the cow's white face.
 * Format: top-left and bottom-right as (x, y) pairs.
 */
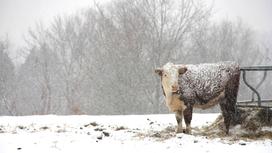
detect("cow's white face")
(155, 62), (187, 96)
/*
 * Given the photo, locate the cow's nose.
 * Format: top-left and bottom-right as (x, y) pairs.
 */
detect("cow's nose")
(172, 85), (178, 91)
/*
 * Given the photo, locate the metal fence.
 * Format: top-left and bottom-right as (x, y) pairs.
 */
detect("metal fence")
(238, 66), (272, 109)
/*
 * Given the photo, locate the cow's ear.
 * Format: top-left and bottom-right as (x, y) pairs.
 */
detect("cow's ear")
(155, 68), (163, 76)
(178, 66), (187, 75)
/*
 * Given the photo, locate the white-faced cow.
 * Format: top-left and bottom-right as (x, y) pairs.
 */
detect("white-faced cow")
(155, 61), (240, 134)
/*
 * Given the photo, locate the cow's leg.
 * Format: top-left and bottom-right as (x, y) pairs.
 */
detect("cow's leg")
(221, 74), (240, 135)
(219, 99), (231, 135)
(225, 75), (241, 126)
(175, 110), (184, 133)
(221, 94), (239, 135)
(183, 106), (193, 134)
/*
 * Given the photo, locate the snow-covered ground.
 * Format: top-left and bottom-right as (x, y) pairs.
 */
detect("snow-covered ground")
(0, 114), (271, 153)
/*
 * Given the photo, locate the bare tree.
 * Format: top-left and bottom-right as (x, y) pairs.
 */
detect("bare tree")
(46, 12), (99, 114)
(86, 0), (212, 113)
(14, 24), (64, 115)
(0, 38), (17, 115)
(188, 19), (261, 65)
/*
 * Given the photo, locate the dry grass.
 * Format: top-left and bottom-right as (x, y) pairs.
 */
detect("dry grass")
(195, 107), (272, 140)
(134, 126), (176, 141)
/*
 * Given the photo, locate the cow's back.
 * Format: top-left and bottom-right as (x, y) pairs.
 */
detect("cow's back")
(178, 61), (239, 104)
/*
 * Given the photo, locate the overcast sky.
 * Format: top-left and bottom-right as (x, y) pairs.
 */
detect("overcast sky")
(210, 0), (272, 30)
(0, 0), (271, 64)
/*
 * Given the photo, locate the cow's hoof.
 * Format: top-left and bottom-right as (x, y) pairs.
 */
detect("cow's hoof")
(225, 131), (229, 136)
(176, 128), (185, 134)
(185, 128), (192, 134)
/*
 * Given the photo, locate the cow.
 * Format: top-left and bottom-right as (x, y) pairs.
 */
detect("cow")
(155, 61), (240, 134)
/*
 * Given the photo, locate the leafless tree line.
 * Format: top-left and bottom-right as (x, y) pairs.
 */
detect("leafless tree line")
(0, 0), (271, 115)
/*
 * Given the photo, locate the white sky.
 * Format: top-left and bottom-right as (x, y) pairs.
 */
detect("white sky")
(0, 0), (271, 64)
(0, 0), (98, 47)
(210, 0), (272, 31)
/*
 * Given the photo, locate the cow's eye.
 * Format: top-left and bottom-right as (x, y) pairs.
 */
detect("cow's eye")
(164, 74), (167, 77)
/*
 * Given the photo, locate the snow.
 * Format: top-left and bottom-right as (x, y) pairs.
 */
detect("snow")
(180, 61), (239, 99)
(0, 114), (271, 153)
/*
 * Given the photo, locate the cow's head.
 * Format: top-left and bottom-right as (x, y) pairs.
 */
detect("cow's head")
(155, 62), (187, 95)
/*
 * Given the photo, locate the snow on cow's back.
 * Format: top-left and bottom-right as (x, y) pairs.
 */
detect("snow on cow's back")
(179, 61), (239, 99)
(185, 61), (239, 80)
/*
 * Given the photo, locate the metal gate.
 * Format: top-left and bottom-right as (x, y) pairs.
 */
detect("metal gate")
(237, 66), (272, 109)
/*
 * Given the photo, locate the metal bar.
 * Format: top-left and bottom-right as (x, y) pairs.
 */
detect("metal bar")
(238, 99), (272, 104)
(240, 66), (272, 71)
(236, 105), (272, 109)
(241, 70), (261, 106)
(251, 71), (267, 101)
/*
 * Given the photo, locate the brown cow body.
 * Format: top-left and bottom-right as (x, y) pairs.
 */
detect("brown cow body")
(155, 61), (240, 134)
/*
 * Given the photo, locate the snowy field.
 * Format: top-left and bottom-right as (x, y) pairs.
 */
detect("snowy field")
(0, 114), (271, 153)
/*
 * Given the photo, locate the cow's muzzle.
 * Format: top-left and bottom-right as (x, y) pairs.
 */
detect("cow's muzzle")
(171, 85), (179, 93)
(172, 89), (181, 95)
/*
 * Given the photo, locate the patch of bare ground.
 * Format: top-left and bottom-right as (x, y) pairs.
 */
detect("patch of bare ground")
(134, 126), (176, 141)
